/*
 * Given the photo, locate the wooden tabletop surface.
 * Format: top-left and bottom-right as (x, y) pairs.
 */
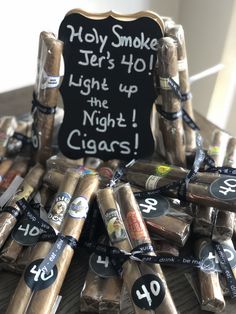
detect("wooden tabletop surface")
(0, 86), (235, 314)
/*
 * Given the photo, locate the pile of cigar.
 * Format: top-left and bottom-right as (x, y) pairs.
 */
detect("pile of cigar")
(0, 15), (236, 314)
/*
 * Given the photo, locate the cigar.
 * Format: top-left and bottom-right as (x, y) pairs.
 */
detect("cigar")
(43, 169), (64, 192)
(0, 163), (45, 249)
(0, 116), (17, 159)
(154, 240), (179, 257)
(7, 119), (32, 155)
(80, 236), (122, 313)
(162, 17), (175, 34)
(6, 168), (81, 314)
(195, 238), (225, 312)
(0, 156), (29, 193)
(0, 183), (54, 264)
(211, 131), (235, 241)
(128, 159), (220, 185)
(125, 171), (236, 213)
(32, 32), (63, 164)
(166, 25), (196, 153)
(224, 137), (236, 168)
(97, 159), (121, 187)
(157, 37), (186, 167)
(84, 157), (103, 170)
(115, 183), (177, 313)
(24, 174), (99, 314)
(0, 158), (13, 184)
(97, 187), (150, 314)
(46, 153), (83, 173)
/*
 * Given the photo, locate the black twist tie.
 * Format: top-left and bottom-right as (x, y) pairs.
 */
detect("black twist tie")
(31, 92), (56, 115)
(12, 132), (32, 145)
(156, 104), (182, 121)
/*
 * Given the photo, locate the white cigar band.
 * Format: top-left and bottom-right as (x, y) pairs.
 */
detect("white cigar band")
(159, 75), (179, 90)
(178, 58), (187, 71)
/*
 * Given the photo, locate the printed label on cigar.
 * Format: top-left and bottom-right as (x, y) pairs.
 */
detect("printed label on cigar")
(89, 252), (117, 278)
(98, 166), (114, 179)
(137, 195), (169, 219)
(155, 165), (172, 177)
(177, 58), (187, 72)
(126, 211), (149, 241)
(105, 209), (127, 242)
(200, 243), (236, 272)
(145, 175), (161, 190)
(48, 192), (71, 224)
(24, 258), (58, 291)
(208, 145), (220, 156)
(41, 69), (60, 89)
(210, 177), (236, 200)
(68, 196), (89, 219)
(131, 274), (165, 310)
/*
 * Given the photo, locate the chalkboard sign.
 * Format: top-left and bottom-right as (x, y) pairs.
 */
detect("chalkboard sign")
(58, 10), (164, 160)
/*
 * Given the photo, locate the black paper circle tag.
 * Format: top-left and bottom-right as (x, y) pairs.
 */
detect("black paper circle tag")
(200, 243), (236, 272)
(12, 214), (43, 246)
(137, 195), (169, 219)
(24, 259), (58, 291)
(89, 252), (117, 278)
(210, 177), (236, 200)
(131, 274), (165, 310)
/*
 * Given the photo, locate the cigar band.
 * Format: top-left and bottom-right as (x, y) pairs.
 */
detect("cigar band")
(159, 75), (179, 90)
(98, 166), (114, 179)
(208, 145), (220, 156)
(1, 205), (21, 220)
(145, 175), (161, 190)
(178, 58), (187, 71)
(155, 165), (172, 176)
(41, 69), (60, 89)
(104, 208), (127, 243)
(68, 196), (89, 219)
(126, 211), (149, 241)
(48, 192), (72, 224)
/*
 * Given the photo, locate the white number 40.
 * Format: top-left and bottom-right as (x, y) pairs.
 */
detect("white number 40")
(139, 198), (158, 214)
(136, 280), (160, 306)
(30, 265), (54, 282)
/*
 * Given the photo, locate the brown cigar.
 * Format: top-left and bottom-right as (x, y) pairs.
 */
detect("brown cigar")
(154, 240), (179, 257)
(6, 168), (81, 314)
(97, 159), (121, 187)
(0, 157), (29, 193)
(166, 25), (196, 153)
(46, 153), (83, 172)
(25, 174), (99, 314)
(0, 163), (44, 249)
(42, 169), (64, 191)
(0, 116), (17, 159)
(157, 37), (186, 167)
(115, 183), (177, 313)
(224, 137), (236, 168)
(195, 238), (225, 312)
(97, 187), (150, 314)
(211, 131), (235, 241)
(32, 32), (63, 164)
(125, 171), (236, 213)
(0, 158), (13, 184)
(0, 183), (54, 264)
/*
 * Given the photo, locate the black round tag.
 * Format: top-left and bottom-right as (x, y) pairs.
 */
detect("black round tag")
(137, 196), (169, 219)
(12, 219), (42, 246)
(210, 177), (236, 200)
(89, 253), (117, 278)
(131, 274), (165, 310)
(200, 243), (236, 272)
(24, 259), (58, 291)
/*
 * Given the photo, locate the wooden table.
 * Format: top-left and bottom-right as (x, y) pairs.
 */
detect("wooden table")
(0, 86), (236, 314)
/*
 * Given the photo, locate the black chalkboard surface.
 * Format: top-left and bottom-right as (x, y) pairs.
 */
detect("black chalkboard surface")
(58, 10), (164, 161)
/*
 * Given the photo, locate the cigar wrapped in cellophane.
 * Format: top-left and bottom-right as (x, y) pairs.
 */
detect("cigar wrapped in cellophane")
(166, 24), (196, 153)
(22, 174), (99, 314)
(115, 183), (178, 313)
(0, 163), (45, 249)
(6, 168), (81, 314)
(156, 37), (186, 167)
(194, 238), (225, 312)
(0, 116), (17, 160)
(32, 32), (63, 164)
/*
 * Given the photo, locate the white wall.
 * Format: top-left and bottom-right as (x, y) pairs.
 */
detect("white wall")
(0, 0), (179, 93)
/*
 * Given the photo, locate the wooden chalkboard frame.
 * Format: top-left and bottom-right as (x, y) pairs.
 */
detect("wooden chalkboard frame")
(58, 9), (164, 161)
